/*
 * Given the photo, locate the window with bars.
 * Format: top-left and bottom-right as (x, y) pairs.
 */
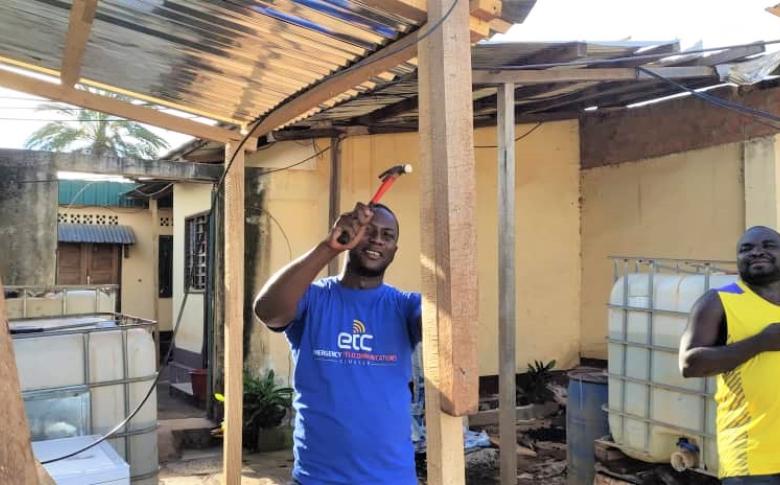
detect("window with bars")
(184, 212), (209, 292)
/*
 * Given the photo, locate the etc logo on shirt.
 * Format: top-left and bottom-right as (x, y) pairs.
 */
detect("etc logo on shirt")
(337, 320), (374, 352)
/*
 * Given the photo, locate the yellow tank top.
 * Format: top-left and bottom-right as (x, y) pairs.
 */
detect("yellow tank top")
(715, 280), (780, 478)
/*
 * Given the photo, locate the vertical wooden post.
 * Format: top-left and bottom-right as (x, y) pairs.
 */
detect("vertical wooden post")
(0, 278), (53, 485)
(328, 137), (342, 276)
(223, 143), (245, 485)
(497, 82), (517, 485)
(418, 0), (479, 482)
(150, 197), (160, 367)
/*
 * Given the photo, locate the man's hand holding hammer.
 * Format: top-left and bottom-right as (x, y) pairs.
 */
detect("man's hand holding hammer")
(255, 203), (374, 329)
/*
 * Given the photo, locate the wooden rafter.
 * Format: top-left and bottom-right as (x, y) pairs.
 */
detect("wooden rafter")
(361, 0), (427, 22)
(0, 54), (245, 125)
(472, 66), (716, 85)
(253, 2), (509, 139)
(250, 31), (421, 138)
(0, 68), (241, 143)
(61, 0), (98, 87)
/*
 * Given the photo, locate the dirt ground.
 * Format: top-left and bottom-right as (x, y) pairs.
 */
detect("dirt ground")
(159, 448), (294, 485)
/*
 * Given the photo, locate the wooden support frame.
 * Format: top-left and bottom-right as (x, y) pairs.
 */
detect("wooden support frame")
(328, 136), (342, 276)
(472, 66), (716, 85)
(61, 0), (98, 87)
(418, 0), (479, 482)
(496, 82), (517, 485)
(222, 143), (245, 484)
(0, 278), (55, 485)
(0, 68), (241, 143)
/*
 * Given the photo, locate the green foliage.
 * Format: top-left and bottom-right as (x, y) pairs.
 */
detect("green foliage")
(518, 360), (556, 405)
(242, 369), (293, 451)
(23, 89), (169, 159)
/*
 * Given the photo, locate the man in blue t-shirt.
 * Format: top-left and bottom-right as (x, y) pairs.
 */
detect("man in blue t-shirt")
(254, 202), (422, 485)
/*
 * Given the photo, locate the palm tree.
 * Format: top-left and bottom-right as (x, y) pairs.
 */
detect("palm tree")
(23, 90), (170, 159)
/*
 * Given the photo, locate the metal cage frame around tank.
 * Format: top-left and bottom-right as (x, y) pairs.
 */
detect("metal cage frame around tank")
(605, 256), (736, 476)
(5, 284), (119, 317)
(11, 312), (158, 482)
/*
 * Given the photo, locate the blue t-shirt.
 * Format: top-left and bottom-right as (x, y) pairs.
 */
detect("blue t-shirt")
(284, 277), (422, 485)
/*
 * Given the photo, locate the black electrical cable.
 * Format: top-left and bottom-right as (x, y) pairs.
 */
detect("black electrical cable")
(474, 121), (543, 148)
(40, 0), (462, 465)
(636, 66), (780, 130)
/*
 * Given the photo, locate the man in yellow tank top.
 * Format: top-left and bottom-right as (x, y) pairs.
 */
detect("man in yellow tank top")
(680, 226), (780, 484)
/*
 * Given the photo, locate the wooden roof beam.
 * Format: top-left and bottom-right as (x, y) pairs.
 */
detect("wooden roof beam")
(0, 68), (241, 143)
(472, 66), (716, 85)
(61, 0), (98, 87)
(360, 0), (427, 22)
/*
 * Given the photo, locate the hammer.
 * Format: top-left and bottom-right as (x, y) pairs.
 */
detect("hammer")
(337, 163), (413, 245)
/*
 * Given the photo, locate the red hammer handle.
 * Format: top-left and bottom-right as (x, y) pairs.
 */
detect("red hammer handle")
(369, 175), (398, 205)
(335, 176), (398, 245)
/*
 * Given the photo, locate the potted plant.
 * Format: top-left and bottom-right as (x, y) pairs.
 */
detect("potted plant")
(214, 369), (294, 452)
(516, 360), (559, 419)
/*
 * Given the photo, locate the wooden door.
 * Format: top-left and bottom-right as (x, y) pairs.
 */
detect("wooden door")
(56, 243), (121, 285)
(56, 243), (84, 284)
(87, 245), (120, 284)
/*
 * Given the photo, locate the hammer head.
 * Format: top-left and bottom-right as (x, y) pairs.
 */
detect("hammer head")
(378, 163), (413, 180)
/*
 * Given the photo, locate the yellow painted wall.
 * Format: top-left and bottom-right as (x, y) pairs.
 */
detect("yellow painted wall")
(57, 205), (173, 330)
(580, 143), (745, 358)
(172, 183), (213, 353)
(246, 120), (581, 379)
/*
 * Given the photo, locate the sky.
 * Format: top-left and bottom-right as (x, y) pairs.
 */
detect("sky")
(0, 0), (778, 163)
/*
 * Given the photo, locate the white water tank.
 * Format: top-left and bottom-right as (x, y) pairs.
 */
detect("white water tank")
(607, 269), (737, 475)
(11, 315), (158, 484)
(5, 286), (117, 319)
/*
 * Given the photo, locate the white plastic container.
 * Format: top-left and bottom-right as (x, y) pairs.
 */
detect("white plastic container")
(607, 262), (736, 476)
(5, 286), (117, 319)
(33, 435), (130, 485)
(11, 315), (158, 484)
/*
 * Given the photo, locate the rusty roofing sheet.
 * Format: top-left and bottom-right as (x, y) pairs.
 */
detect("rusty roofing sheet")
(0, 0), (423, 125)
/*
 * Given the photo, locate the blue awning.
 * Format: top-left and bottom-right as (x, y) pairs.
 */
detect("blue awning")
(58, 224), (136, 245)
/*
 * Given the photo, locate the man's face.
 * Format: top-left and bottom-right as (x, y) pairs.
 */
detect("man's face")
(348, 207), (398, 277)
(737, 227), (780, 285)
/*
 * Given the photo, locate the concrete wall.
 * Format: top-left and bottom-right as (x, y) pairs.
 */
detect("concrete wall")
(244, 120), (581, 379)
(172, 183), (213, 354)
(57, 205), (174, 330)
(579, 142), (746, 358)
(0, 152), (57, 286)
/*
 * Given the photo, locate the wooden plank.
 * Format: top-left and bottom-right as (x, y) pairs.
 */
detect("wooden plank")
(417, 0), (478, 480)
(61, 0), (98, 87)
(470, 0), (502, 20)
(0, 277), (48, 485)
(327, 137), (341, 276)
(497, 82), (517, 485)
(222, 143), (245, 485)
(360, 0), (427, 22)
(419, 0), (480, 418)
(471, 66), (716, 85)
(0, 69), (240, 143)
(357, 96), (419, 125)
(692, 43), (765, 66)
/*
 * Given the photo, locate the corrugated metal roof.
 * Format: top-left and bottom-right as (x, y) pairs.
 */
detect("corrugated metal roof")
(58, 180), (145, 208)
(58, 223), (136, 244)
(0, 0), (424, 125)
(277, 40), (767, 133)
